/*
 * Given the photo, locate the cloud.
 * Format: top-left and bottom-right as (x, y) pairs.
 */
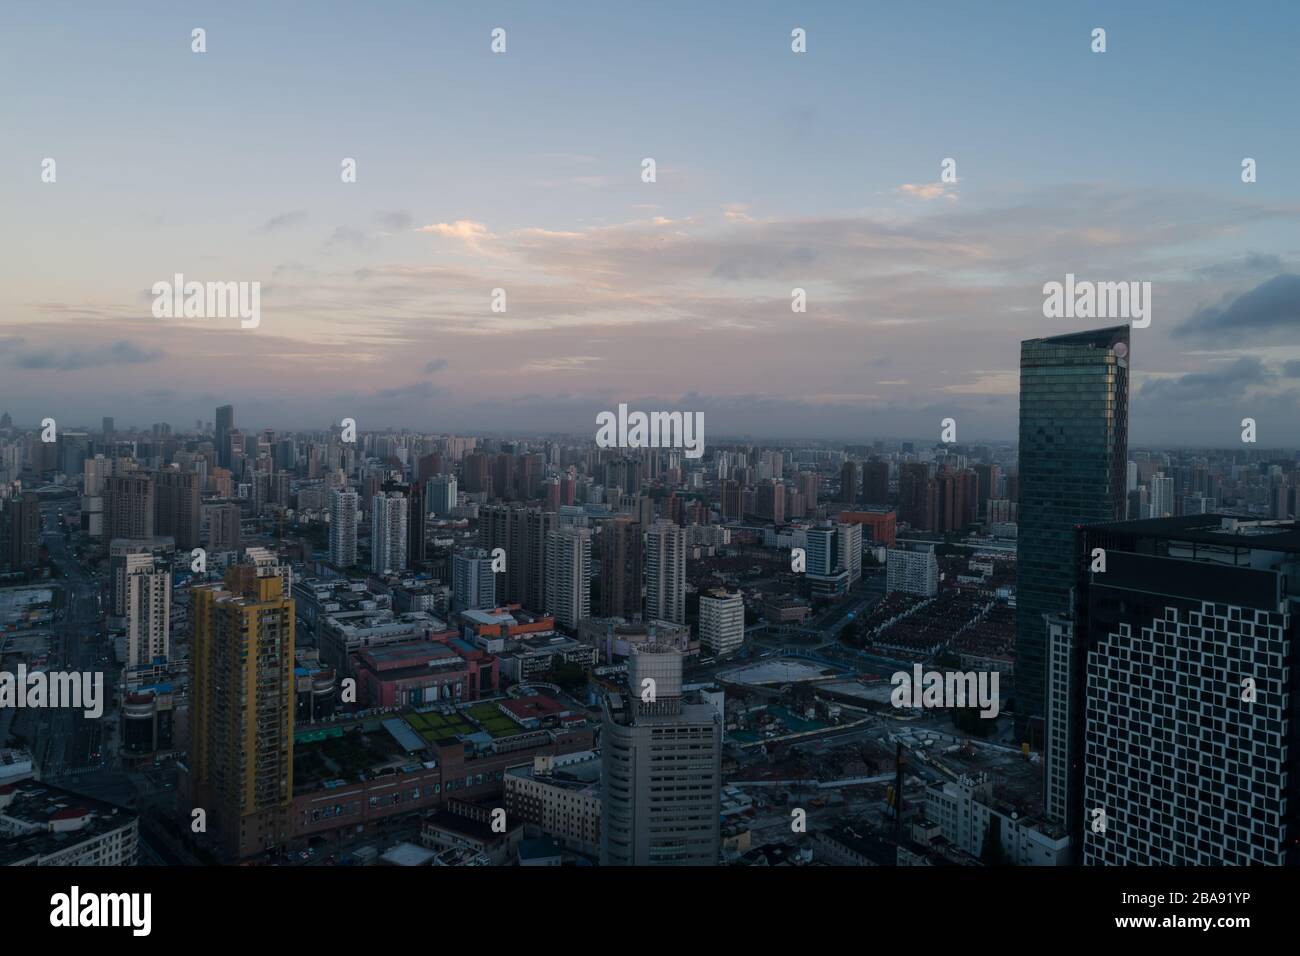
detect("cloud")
(415, 219), (497, 255)
(897, 182), (957, 202)
(378, 211), (413, 232)
(941, 371), (1019, 395)
(1175, 274), (1300, 342)
(1140, 356), (1274, 402)
(1193, 253), (1285, 280)
(423, 358), (448, 373)
(259, 210), (308, 234)
(11, 340), (164, 371)
(523, 356), (602, 372)
(324, 226), (369, 249)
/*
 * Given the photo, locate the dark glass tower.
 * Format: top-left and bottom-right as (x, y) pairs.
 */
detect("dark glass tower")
(215, 404), (235, 469)
(1015, 325), (1129, 744)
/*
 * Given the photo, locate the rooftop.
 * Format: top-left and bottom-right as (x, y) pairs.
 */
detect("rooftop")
(0, 780), (137, 866)
(1086, 514), (1300, 552)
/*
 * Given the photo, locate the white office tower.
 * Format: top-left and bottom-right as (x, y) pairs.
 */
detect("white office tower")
(545, 526), (592, 630)
(837, 521), (863, 584)
(452, 548), (496, 612)
(886, 547), (939, 597)
(124, 553), (171, 666)
(427, 475), (458, 518)
(644, 521), (686, 625)
(370, 491), (409, 574)
(1148, 474), (1174, 518)
(601, 644), (721, 866)
(806, 525), (850, 600)
(328, 488), (359, 568)
(699, 588), (744, 657)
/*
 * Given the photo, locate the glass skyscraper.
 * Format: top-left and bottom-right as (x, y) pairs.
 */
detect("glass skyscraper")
(1015, 325), (1129, 744)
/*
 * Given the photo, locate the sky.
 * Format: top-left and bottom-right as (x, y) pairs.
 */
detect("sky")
(2, 1), (1299, 444)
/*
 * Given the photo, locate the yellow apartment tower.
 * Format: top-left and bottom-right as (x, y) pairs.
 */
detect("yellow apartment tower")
(189, 557), (295, 859)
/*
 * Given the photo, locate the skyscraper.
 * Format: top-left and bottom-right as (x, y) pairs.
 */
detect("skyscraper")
(189, 555), (295, 859)
(215, 404), (234, 469)
(545, 526), (592, 630)
(3, 492), (40, 571)
(452, 549), (496, 612)
(1049, 515), (1300, 865)
(382, 477), (424, 569)
(370, 491), (408, 575)
(644, 521), (686, 625)
(1149, 473), (1174, 518)
(481, 504), (554, 612)
(840, 460), (858, 505)
(124, 552), (171, 666)
(1016, 325), (1129, 744)
(862, 460), (889, 507)
(897, 462), (930, 529)
(601, 643), (721, 866)
(105, 473), (155, 541)
(154, 468), (202, 550)
(328, 488), (358, 569)
(426, 475), (458, 518)
(599, 516), (642, 619)
(699, 588), (744, 657)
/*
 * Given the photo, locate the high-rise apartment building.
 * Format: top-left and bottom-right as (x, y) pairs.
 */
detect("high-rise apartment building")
(328, 488), (359, 568)
(426, 475), (458, 518)
(1149, 473), (1174, 518)
(105, 473), (155, 541)
(601, 644), (721, 866)
(370, 491), (409, 575)
(840, 461), (858, 505)
(545, 526), (592, 631)
(3, 492), (40, 571)
(599, 517), (642, 619)
(886, 547), (939, 597)
(154, 468), (202, 550)
(124, 552), (171, 666)
(189, 556), (295, 859)
(452, 549), (497, 612)
(862, 460), (890, 507)
(481, 504), (555, 612)
(897, 462), (930, 529)
(644, 522), (686, 625)
(1016, 325), (1129, 744)
(699, 588), (744, 657)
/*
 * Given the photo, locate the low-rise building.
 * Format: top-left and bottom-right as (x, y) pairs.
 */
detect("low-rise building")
(0, 781), (139, 866)
(504, 753), (601, 856)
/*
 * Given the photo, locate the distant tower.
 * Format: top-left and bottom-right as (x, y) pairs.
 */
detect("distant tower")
(328, 488), (358, 568)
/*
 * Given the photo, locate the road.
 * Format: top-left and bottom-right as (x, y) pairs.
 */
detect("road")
(30, 504), (113, 780)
